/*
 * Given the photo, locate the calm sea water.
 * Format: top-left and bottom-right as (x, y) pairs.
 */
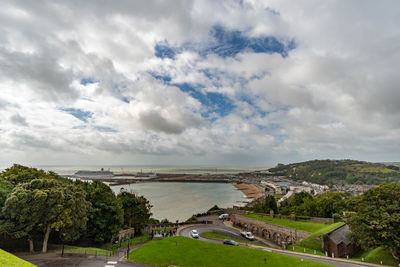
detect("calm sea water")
(35, 165), (264, 175)
(28, 165), (260, 222)
(110, 182), (246, 222)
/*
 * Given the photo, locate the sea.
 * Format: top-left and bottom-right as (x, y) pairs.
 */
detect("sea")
(34, 165), (266, 221)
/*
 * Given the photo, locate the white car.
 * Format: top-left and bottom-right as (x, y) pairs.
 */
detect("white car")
(240, 231), (255, 241)
(219, 213), (229, 220)
(190, 229), (199, 238)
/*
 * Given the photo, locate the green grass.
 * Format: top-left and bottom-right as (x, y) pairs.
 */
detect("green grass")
(243, 214), (329, 233)
(200, 232), (248, 244)
(352, 247), (399, 266)
(60, 233), (151, 257)
(287, 222), (344, 256)
(63, 246), (112, 256)
(0, 249), (36, 267)
(103, 232), (152, 252)
(129, 236), (332, 267)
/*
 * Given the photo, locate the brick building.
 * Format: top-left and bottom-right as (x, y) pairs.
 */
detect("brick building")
(323, 224), (360, 258)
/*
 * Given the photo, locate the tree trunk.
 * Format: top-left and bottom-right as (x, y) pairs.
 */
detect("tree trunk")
(391, 248), (400, 260)
(42, 225), (51, 253)
(28, 238), (34, 253)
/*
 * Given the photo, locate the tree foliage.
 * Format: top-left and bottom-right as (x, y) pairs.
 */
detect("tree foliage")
(268, 159), (400, 185)
(117, 191), (152, 233)
(80, 181), (124, 242)
(347, 183), (400, 259)
(1, 178), (90, 252)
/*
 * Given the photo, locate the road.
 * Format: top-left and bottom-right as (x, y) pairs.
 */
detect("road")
(180, 223), (374, 267)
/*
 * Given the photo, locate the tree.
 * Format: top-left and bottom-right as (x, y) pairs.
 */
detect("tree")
(118, 191), (138, 227)
(1, 178), (90, 252)
(347, 183), (400, 259)
(81, 181), (124, 242)
(263, 195), (278, 213)
(0, 164), (48, 185)
(0, 178), (13, 209)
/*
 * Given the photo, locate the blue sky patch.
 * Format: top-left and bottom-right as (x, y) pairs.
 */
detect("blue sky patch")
(154, 25), (295, 59)
(172, 83), (235, 117)
(61, 108), (92, 123)
(80, 77), (97, 85)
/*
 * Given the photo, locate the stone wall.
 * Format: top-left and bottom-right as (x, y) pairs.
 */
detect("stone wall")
(230, 215), (310, 248)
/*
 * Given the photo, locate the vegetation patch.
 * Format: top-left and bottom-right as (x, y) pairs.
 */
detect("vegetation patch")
(0, 249), (35, 267)
(287, 222), (344, 254)
(129, 236), (331, 267)
(243, 214), (329, 233)
(200, 232), (247, 244)
(268, 159), (400, 185)
(352, 247), (399, 266)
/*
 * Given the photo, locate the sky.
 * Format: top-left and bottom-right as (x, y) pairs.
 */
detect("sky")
(1, 0), (400, 168)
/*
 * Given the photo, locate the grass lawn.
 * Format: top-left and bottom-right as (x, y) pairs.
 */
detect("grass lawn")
(200, 231), (248, 244)
(64, 246), (112, 257)
(128, 236), (332, 267)
(243, 214), (330, 233)
(352, 247), (399, 266)
(287, 222), (344, 254)
(0, 249), (36, 267)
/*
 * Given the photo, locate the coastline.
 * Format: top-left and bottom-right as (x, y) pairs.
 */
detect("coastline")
(234, 183), (265, 200)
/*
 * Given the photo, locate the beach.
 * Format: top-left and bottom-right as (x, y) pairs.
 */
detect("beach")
(234, 183), (265, 200)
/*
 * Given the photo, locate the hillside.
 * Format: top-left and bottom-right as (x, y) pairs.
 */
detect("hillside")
(268, 159), (400, 185)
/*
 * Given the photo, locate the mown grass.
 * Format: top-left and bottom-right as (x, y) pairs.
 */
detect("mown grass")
(243, 214), (329, 233)
(200, 231), (248, 244)
(58, 233), (151, 257)
(128, 236), (332, 267)
(0, 248), (36, 267)
(63, 246), (111, 256)
(352, 247), (399, 266)
(288, 222), (344, 253)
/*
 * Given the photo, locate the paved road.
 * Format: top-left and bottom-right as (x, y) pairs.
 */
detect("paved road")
(180, 224), (372, 267)
(19, 250), (149, 267)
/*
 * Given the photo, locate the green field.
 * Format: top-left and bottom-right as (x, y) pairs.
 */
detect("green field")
(63, 246), (112, 256)
(243, 214), (329, 233)
(200, 231), (248, 244)
(128, 236), (332, 267)
(0, 249), (35, 267)
(287, 222), (344, 255)
(352, 247), (399, 266)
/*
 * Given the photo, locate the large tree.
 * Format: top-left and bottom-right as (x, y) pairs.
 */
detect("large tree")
(347, 183), (400, 259)
(117, 191), (152, 233)
(81, 181), (124, 242)
(2, 178), (90, 252)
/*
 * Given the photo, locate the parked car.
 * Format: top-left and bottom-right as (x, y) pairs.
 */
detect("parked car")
(219, 213), (229, 220)
(190, 229), (199, 238)
(223, 239), (239, 246)
(240, 231), (255, 241)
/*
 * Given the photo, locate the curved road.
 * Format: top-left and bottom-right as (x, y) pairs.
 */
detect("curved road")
(180, 224), (374, 267)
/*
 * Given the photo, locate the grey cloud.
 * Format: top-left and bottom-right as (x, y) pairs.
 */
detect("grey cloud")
(10, 113), (28, 126)
(139, 110), (190, 134)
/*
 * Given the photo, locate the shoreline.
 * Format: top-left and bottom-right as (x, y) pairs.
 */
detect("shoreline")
(234, 183), (265, 200)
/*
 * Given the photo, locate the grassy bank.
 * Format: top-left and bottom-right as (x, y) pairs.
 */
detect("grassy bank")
(200, 232), (247, 244)
(0, 249), (36, 267)
(286, 222), (344, 256)
(243, 214), (329, 233)
(128, 236), (332, 267)
(353, 247), (399, 266)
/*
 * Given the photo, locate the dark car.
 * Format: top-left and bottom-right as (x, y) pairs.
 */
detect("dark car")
(223, 239), (239, 246)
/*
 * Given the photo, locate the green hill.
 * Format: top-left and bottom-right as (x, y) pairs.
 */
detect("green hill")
(0, 249), (35, 267)
(268, 159), (400, 185)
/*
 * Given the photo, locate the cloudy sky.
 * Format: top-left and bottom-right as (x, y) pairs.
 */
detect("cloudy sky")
(1, 0), (400, 168)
